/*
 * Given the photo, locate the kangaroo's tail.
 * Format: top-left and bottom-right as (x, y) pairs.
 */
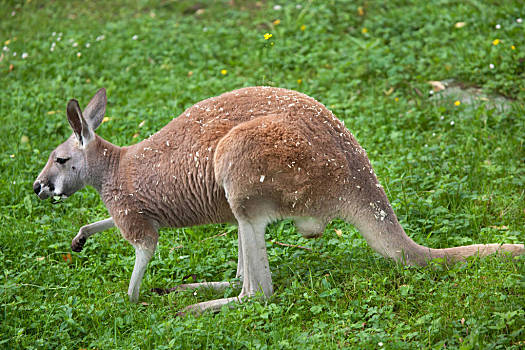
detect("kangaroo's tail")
(342, 189), (523, 266)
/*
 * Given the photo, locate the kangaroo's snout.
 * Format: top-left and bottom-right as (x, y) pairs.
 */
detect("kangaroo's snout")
(33, 179), (55, 200)
(33, 181), (41, 195)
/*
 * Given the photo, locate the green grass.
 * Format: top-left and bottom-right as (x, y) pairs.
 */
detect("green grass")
(1, 0), (524, 348)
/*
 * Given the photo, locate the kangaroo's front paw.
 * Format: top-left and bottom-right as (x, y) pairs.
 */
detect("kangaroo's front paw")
(71, 236), (86, 252)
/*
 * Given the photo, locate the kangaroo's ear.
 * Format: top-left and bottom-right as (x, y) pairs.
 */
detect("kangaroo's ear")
(82, 88), (107, 130)
(67, 99), (94, 147)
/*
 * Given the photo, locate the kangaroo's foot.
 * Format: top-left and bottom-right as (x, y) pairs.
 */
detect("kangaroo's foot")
(178, 293), (255, 316)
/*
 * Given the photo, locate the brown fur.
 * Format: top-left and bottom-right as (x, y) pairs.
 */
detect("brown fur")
(35, 86), (524, 309)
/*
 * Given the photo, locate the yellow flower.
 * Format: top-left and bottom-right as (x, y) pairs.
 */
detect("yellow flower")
(264, 33), (273, 40)
(454, 100), (461, 106)
(357, 6), (364, 16)
(394, 97), (399, 102)
(511, 45), (516, 50)
(300, 24), (306, 31)
(297, 79), (302, 84)
(492, 39), (500, 45)
(273, 19), (280, 25)
(102, 116), (110, 123)
(362, 27), (368, 34)
(220, 69), (227, 75)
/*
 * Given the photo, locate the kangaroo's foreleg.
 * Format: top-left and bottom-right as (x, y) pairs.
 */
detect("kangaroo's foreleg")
(71, 217), (115, 252)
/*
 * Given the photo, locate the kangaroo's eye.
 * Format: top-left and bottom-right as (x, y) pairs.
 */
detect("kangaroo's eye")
(56, 157), (70, 164)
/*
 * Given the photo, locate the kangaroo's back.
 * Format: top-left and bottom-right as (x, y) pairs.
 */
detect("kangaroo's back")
(118, 86), (355, 228)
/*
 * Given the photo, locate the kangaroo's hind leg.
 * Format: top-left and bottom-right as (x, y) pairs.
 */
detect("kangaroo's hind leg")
(179, 212), (272, 315)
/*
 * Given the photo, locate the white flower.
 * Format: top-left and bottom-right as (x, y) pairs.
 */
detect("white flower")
(11, 11), (15, 16)
(52, 32), (56, 36)
(440, 115), (444, 120)
(273, 5), (282, 10)
(489, 63), (495, 69)
(517, 18), (523, 23)
(450, 121), (455, 126)
(96, 35), (105, 41)
(378, 342), (384, 347)
(2, 46), (8, 52)
(85, 43), (90, 48)
(296, 4), (302, 9)
(429, 90), (434, 95)
(132, 35), (138, 40)
(56, 36), (61, 41)
(72, 42), (78, 47)
(13, 52), (16, 56)
(76, 52), (81, 57)
(495, 24), (501, 29)
(22, 52), (28, 59)
(50, 42), (56, 51)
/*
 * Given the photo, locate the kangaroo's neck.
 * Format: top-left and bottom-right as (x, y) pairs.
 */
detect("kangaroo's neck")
(85, 135), (122, 194)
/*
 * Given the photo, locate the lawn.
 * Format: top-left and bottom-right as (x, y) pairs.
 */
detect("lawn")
(1, 0), (524, 349)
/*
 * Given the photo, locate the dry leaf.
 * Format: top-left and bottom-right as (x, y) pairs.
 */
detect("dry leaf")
(138, 120), (146, 128)
(9, 63), (14, 72)
(335, 229), (343, 237)
(427, 81), (446, 92)
(36, 256), (45, 261)
(489, 225), (508, 230)
(460, 317), (465, 325)
(169, 245), (183, 253)
(384, 87), (394, 96)
(455, 22), (466, 28)
(141, 302), (149, 306)
(357, 6), (364, 16)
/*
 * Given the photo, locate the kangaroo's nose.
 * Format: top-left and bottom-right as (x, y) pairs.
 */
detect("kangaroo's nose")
(33, 182), (41, 195)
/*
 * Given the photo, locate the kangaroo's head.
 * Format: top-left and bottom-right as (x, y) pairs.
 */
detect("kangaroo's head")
(33, 88), (107, 200)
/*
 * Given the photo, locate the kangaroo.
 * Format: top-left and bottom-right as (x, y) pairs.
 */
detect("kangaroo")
(34, 87), (524, 313)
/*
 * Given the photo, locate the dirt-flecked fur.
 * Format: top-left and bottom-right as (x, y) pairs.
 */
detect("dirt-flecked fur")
(34, 86), (524, 309)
